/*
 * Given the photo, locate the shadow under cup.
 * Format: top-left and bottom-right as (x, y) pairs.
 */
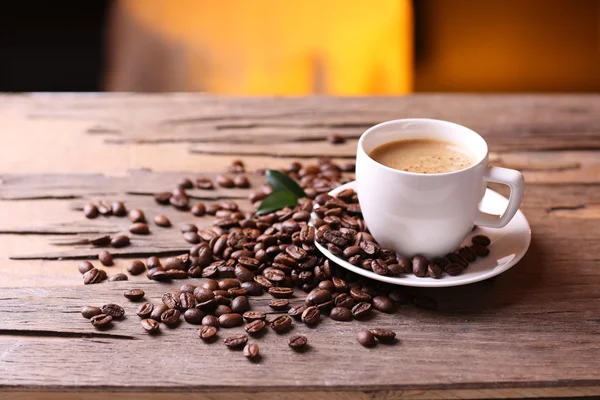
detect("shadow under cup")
(355, 119), (489, 259)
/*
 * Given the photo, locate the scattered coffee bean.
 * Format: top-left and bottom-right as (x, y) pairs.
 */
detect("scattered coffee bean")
(231, 296), (250, 313)
(184, 308), (205, 324)
(178, 177), (194, 189)
(128, 209), (145, 223)
(288, 335), (308, 350)
(111, 201), (127, 216)
(191, 203), (206, 216)
(125, 260), (146, 276)
(328, 134), (346, 144)
(161, 309), (181, 326)
(218, 313), (243, 328)
(244, 319), (266, 334)
(356, 329), (376, 347)
(268, 287), (294, 298)
(154, 192), (172, 204)
(138, 318), (159, 334)
(137, 303), (154, 319)
(370, 328), (396, 342)
(471, 243), (490, 257)
(90, 314), (112, 328)
(351, 302), (372, 319)
(427, 263), (443, 279)
(270, 315), (293, 333)
(202, 315), (219, 328)
(101, 303), (125, 318)
(151, 304), (169, 321)
(89, 235), (111, 246)
(153, 215), (171, 227)
(83, 203), (99, 219)
(196, 177), (214, 190)
(224, 334), (248, 349)
(330, 306), (353, 321)
(216, 174), (235, 188)
(83, 268), (102, 284)
(108, 273), (128, 281)
(372, 296), (395, 313)
(301, 306), (321, 325)
(269, 299), (289, 311)
(288, 304), (308, 320)
(97, 200), (112, 215)
(78, 261), (94, 275)
(412, 255), (429, 277)
(124, 289), (145, 301)
(307, 289), (331, 305)
(243, 343), (260, 360)
(198, 325), (218, 341)
(98, 251), (113, 266)
(472, 234), (491, 247)
(81, 306), (102, 319)
(110, 235), (130, 248)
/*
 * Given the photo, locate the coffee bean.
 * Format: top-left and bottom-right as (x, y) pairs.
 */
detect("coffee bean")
(101, 303), (125, 319)
(334, 293), (356, 309)
(83, 203), (99, 219)
(154, 192), (172, 204)
(287, 305), (307, 320)
(234, 175), (250, 188)
(202, 315), (219, 328)
(244, 319), (266, 334)
(183, 308), (205, 324)
(243, 343), (260, 360)
(427, 263), (443, 279)
(216, 174), (235, 188)
(78, 261), (94, 274)
(360, 240), (380, 256)
(83, 268), (102, 284)
(412, 255), (429, 277)
(124, 289), (145, 301)
(170, 195), (189, 209)
(268, 287), (294, 298)
(270, 315), (293, 333)
(180, 292), (196, 309)
(189, 202), (206, 216)
(349, 287), (371, 303)
(97, 251), (113, 266)
(306, 289), (331, 305)
(370, 328), (396, 342)
(372, 296), (395, 313)
(472, 234), (491, 247)
(231, 296), (250, 313)
(161, 309), (181, 326)
(301, 306), (321, 325)
(141, 318), (160, 333)
(218, 278), (241, 290)
(97, 200), (112, 215)
(177, 177), (193, 189)
(97, 269), (107, 281)
(288, 335), (308, 350)
(148, 268), (169, 281)
(269, 299), (289, 311)
(218, 313), (243, 328)
(241, 281), (263, 296)
(153, 215), (171, 227)
(90, 314), (112, 328)
(111, 201), (126, 216)
(127, 260), (146, 276)
(445, 262), (464, 276)
(263, 269), (286, 283)
(128, 209), (145, 223)
(108, 273), (128, 281)
(81, 306), (102, 319)
(471, 243), (490, 257)
(371, 259), (388, 275)
(224, 334), (248, 349)
(146, 256), (161, 269)
(110, 235), (130, 248)
(330, 306), (353, 321)
(356, 329), (376, 347)
(351, 302), (372, 319)
(136, 303), (154, 319)
(89, 235), (111, 246)
(198, 325), (218, 341)
(459, 247), (477, 263)
(182, 231), (200, 244)
(162, 292), (181, 309)
(328, 134), (346, 144)
(446, 253), (468, 268)
(150, 304), (169, 321)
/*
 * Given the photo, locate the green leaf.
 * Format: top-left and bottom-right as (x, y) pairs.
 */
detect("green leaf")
(255, 190), (298, 216)
(266, 169), (306, 199)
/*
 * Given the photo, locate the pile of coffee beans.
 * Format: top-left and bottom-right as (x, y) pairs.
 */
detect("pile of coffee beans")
(77, 158), (492, 359)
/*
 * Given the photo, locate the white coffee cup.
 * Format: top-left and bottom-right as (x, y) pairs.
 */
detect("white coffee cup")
(356, 118), (524, 258)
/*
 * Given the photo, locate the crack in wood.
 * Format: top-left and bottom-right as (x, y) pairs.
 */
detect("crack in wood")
(547, 205), (587, 213)
(188, 149), (356, 159)
(0, 329), (136, 340)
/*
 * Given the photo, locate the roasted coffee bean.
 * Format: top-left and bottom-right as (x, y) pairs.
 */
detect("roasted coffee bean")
(427, 263), (443, 279)
(472, 234), (491, 247)
(110, 235), (130, 248)
(218, 313), (243, 328)
(124, 289), (145, 301)
(108, 273), (128, 282)
(188, 203), (207, 217)
(342, 245), (361, 258)
(285, 244), (307, 260)
(146, 256), (161, 269)
(183, 231), (201, 244)
(269, 299), (289, 311)
(241, 311), (265, 324)
(395, 257), (412, 273)
(180, 223), (198, 233)
(328, 134), (346, 144)
(78, 261), (95, 274)
(111, 201), (126, 216)
(216, 174), (235, 188)
(371, 259), (388, 275)
(180, 284), (196, 294)
(97, 269), (108, 281)
(244, 319), (266, 334)
(446, 253), (468, 268)
(445, 262), (464, 276)
(231, 296), (250, 313)
(218, 278), (241, 290)
(301, 306), (321, 325)
(459, 247), (477, 263)
(128, 222), (150, 235)
(233, 175), (250, 188)
(153, 215), (171, 227)
(224, 334), (248, 349)
(202, 315), (219, 328)
(318, 280), (334, 291)
(97, 251), (113, 266)
(198, 325), (218, 341)
(101, 304), (125, 318)
(170, 194), (189, 209)
(141, 318), (160, 333)
(234, 265), (255, 282)
(292, 210), (310, 222)
(81, 306), (102, 319)
(471, 243), (490, 257)
(286, 305), (306, 321)
(150, 304), (169, 321)
(162, 292), (181, 309)
(196, 177), (215, 190)
(83, 268), (102, 284)
(149, 268), (170, 281)
(243, 343), (260, 361)
(412, 255), (429, 277)
(90, 314), (112, 328)
(330, 306), (353, 321)
(178, 177), (194, 189)
(357, 329), (376, 347)
(270, 315), (293, 333)
(349, 287), (371, 303)
(127, 260), (146, 276)
(351, 302), (372, 319)
(193, 287), (215, 303)
(334, 293), (356, 309)
(241, 281), (263, 296)
(263, 269), (286, 283)
(288, 335), (308, 350)
(268, 287), (294, 298)
(97, 200), (112, 215)
(164, 256), (186, 271)
(370, 328), (396, 342)
(372, 296), (395, 313)
(154, 192), (172, 204)
(306, 289), (331, 305)
(128, 209), (145, 223)
(84, 203), (99, 219)
(316, 299), (334, 312)
(360, 240), (380, 256)
(161, 309), (181, 326)
(137, 303), (154, 319)
(180, 292), (196, 309)
(183, 308), (205, 324)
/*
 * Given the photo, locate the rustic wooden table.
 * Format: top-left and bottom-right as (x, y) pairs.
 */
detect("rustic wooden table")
(1, 94), (599, 400)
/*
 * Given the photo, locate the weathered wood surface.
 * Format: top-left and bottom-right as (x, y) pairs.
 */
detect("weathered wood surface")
(1, 94), (600, 399)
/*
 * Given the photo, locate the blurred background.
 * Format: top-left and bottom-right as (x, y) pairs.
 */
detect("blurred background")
(1, 0), (598, 94)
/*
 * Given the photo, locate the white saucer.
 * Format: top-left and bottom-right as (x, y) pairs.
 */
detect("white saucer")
(315, 181), (531, 288)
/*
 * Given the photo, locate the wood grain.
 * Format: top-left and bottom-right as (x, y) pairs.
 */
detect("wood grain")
(1, 94), (600, 398)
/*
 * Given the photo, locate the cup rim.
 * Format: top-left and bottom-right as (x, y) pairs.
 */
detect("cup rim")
(358, 118), (489, 177)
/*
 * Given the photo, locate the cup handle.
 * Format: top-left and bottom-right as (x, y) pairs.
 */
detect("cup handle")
(475, 166), (524, 229)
